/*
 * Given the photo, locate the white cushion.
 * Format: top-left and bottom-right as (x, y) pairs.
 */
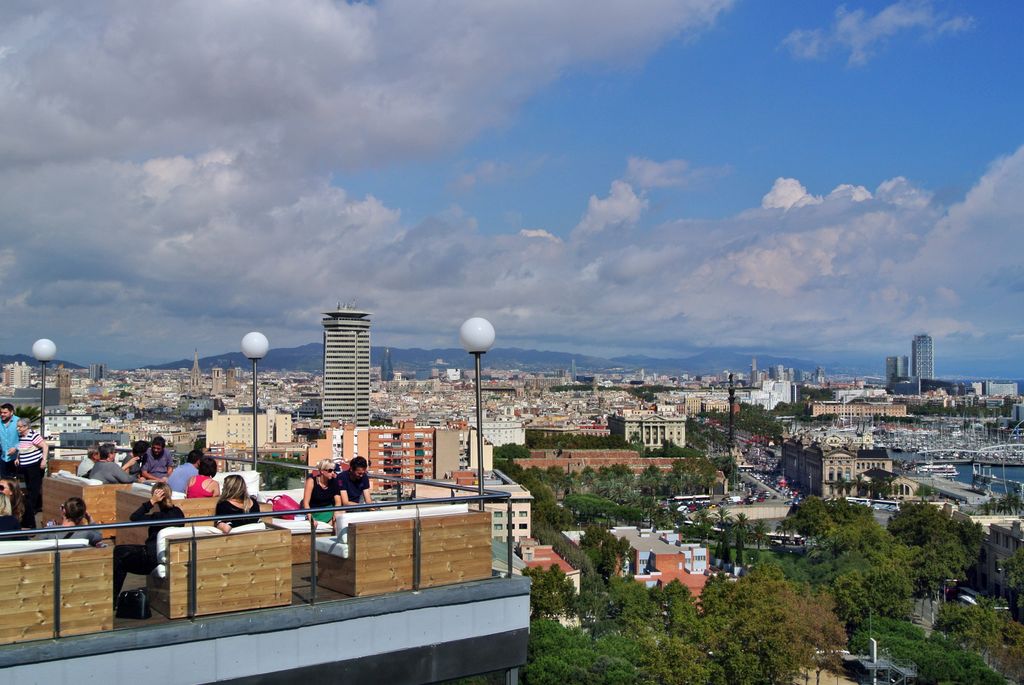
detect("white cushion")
(51, 471), (103, 486)
(270, 518), (331, 533)
(315, 536), (349, 559)
(228, 522), (266, 534)
(213, 470), (260, 496)
(0, 539), (91, 555)
(318, 505), (475, 558)
(152, 526), (222, 579)
(416, 503), (469, 518)
(129, 482), (155, 495)
(334, 508), (417, 544)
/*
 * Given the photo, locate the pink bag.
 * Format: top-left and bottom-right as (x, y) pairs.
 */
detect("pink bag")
(270, 494), (301, 520)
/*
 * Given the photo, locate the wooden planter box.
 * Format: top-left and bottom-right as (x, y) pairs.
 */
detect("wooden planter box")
(115, 490), (218, 546)
(0, 546), (113, 645)
(146, 528), (291, 619)
(42, 478), (132, 536)
(267, 521), (333, 565)
(47, 458), (81, 476)
(318, 511), (492, 597)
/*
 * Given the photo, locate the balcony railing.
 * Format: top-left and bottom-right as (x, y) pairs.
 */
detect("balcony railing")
(0, 460), (519, 645)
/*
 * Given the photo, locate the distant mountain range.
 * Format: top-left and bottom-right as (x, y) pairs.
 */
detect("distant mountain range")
(140, 343), (826, 377)
(0, 354), (84, 370)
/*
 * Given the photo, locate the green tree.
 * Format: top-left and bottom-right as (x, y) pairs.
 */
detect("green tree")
(580, 526), (631, 582)
(752, 520), (769, 554)
(733, 513), (749, 566)
(524, 565), (577, 621)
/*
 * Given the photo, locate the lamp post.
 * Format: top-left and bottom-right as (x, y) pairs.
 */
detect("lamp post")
(31, 339), (57, 441)
(460, 318), (495, 510)
(241, 332), (269, 471)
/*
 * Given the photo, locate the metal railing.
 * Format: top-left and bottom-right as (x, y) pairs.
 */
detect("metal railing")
(0, 465), (515, 641)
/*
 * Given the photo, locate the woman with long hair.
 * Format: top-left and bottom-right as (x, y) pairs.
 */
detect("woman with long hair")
(0, 478), (34, 529)
(112, 482), (184, 598)
(215, 475), (261, 532)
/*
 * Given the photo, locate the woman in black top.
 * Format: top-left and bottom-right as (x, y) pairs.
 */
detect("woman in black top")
(113, 483), (184, 598)
(215, 475), (261, 532)
(302, 459), (341, 524)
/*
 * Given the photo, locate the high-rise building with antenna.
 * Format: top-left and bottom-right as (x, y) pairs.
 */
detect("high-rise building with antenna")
(322, 305), (371, 428)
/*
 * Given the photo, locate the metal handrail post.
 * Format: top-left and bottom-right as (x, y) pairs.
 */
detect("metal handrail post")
(506, 498), (514, 579)
(413, 514), (422, 591)
(309, 514), (318, 605)
(52, 548), (62, 639)
(187, 529), (198, 620)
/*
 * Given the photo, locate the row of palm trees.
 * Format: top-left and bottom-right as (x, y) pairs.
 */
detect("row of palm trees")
(688, 508), (780, 566)
(830, 473), (896, 499)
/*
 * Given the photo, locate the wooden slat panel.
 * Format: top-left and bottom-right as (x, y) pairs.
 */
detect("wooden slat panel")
(0, 547), (113, 645)
(148, 529), (291, 619)
(315, 511), (492, 597)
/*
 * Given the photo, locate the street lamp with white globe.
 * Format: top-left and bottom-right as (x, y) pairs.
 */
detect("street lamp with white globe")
(241, 332), (269, 470)
(459, 318), (495, 507)
(31, 339), (57, 441)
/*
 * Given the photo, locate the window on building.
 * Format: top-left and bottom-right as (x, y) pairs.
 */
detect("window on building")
(494, 524), (503, 531)
(518, 523), (528, 529)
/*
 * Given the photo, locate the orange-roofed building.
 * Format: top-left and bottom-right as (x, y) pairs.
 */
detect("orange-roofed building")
(610, 527), (709, 596)
(521, 542), (581, 593)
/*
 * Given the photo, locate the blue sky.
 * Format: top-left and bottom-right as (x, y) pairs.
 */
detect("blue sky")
(339, 1), (1022, 233)
(0, 1), (1021, 375)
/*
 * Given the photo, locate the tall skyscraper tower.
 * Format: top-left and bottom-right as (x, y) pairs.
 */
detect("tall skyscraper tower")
(886, 356), (909, 382)
(911, 334), (934, 380)
(322, 305), (371, 428)
(750, 357), (757, 384)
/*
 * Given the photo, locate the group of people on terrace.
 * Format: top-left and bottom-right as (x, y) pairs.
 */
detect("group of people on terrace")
(0, 405), (376, 610)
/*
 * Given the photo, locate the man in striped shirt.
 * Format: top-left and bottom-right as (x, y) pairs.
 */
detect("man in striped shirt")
(16, 418), (47, 511)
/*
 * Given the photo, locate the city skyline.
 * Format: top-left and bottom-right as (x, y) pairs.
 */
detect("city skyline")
(0, 2), (1022, 373)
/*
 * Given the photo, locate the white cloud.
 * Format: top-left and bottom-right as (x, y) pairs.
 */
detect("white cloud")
(761, 177), (823, 210)
(519, 229), (562, 243)
(828, 184), (873, 202)
(0, 1), (732, 169)
(572, 180), (648, 238)
(782, 1), (974, 66)
(625, 156), (730, 189)
(0, 145), (1022, 371)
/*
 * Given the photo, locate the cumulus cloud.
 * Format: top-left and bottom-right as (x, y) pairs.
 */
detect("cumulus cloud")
(1, 145), (1022, 371)
(782, 0), (974, 66)
(0, 1), (732, 169)
(572, 180), (648, 238)
(761, 178), (823, 210)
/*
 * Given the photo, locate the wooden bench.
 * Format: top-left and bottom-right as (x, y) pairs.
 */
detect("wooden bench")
(267, 518), (333, 565)
(42, 475), (132, 536)
(316, 506), (492, 597)
(47, 458), (81, 476)
(115, 488), (219, 546)
(146, 526), (291, 619)
(0, 541), (113, 645)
